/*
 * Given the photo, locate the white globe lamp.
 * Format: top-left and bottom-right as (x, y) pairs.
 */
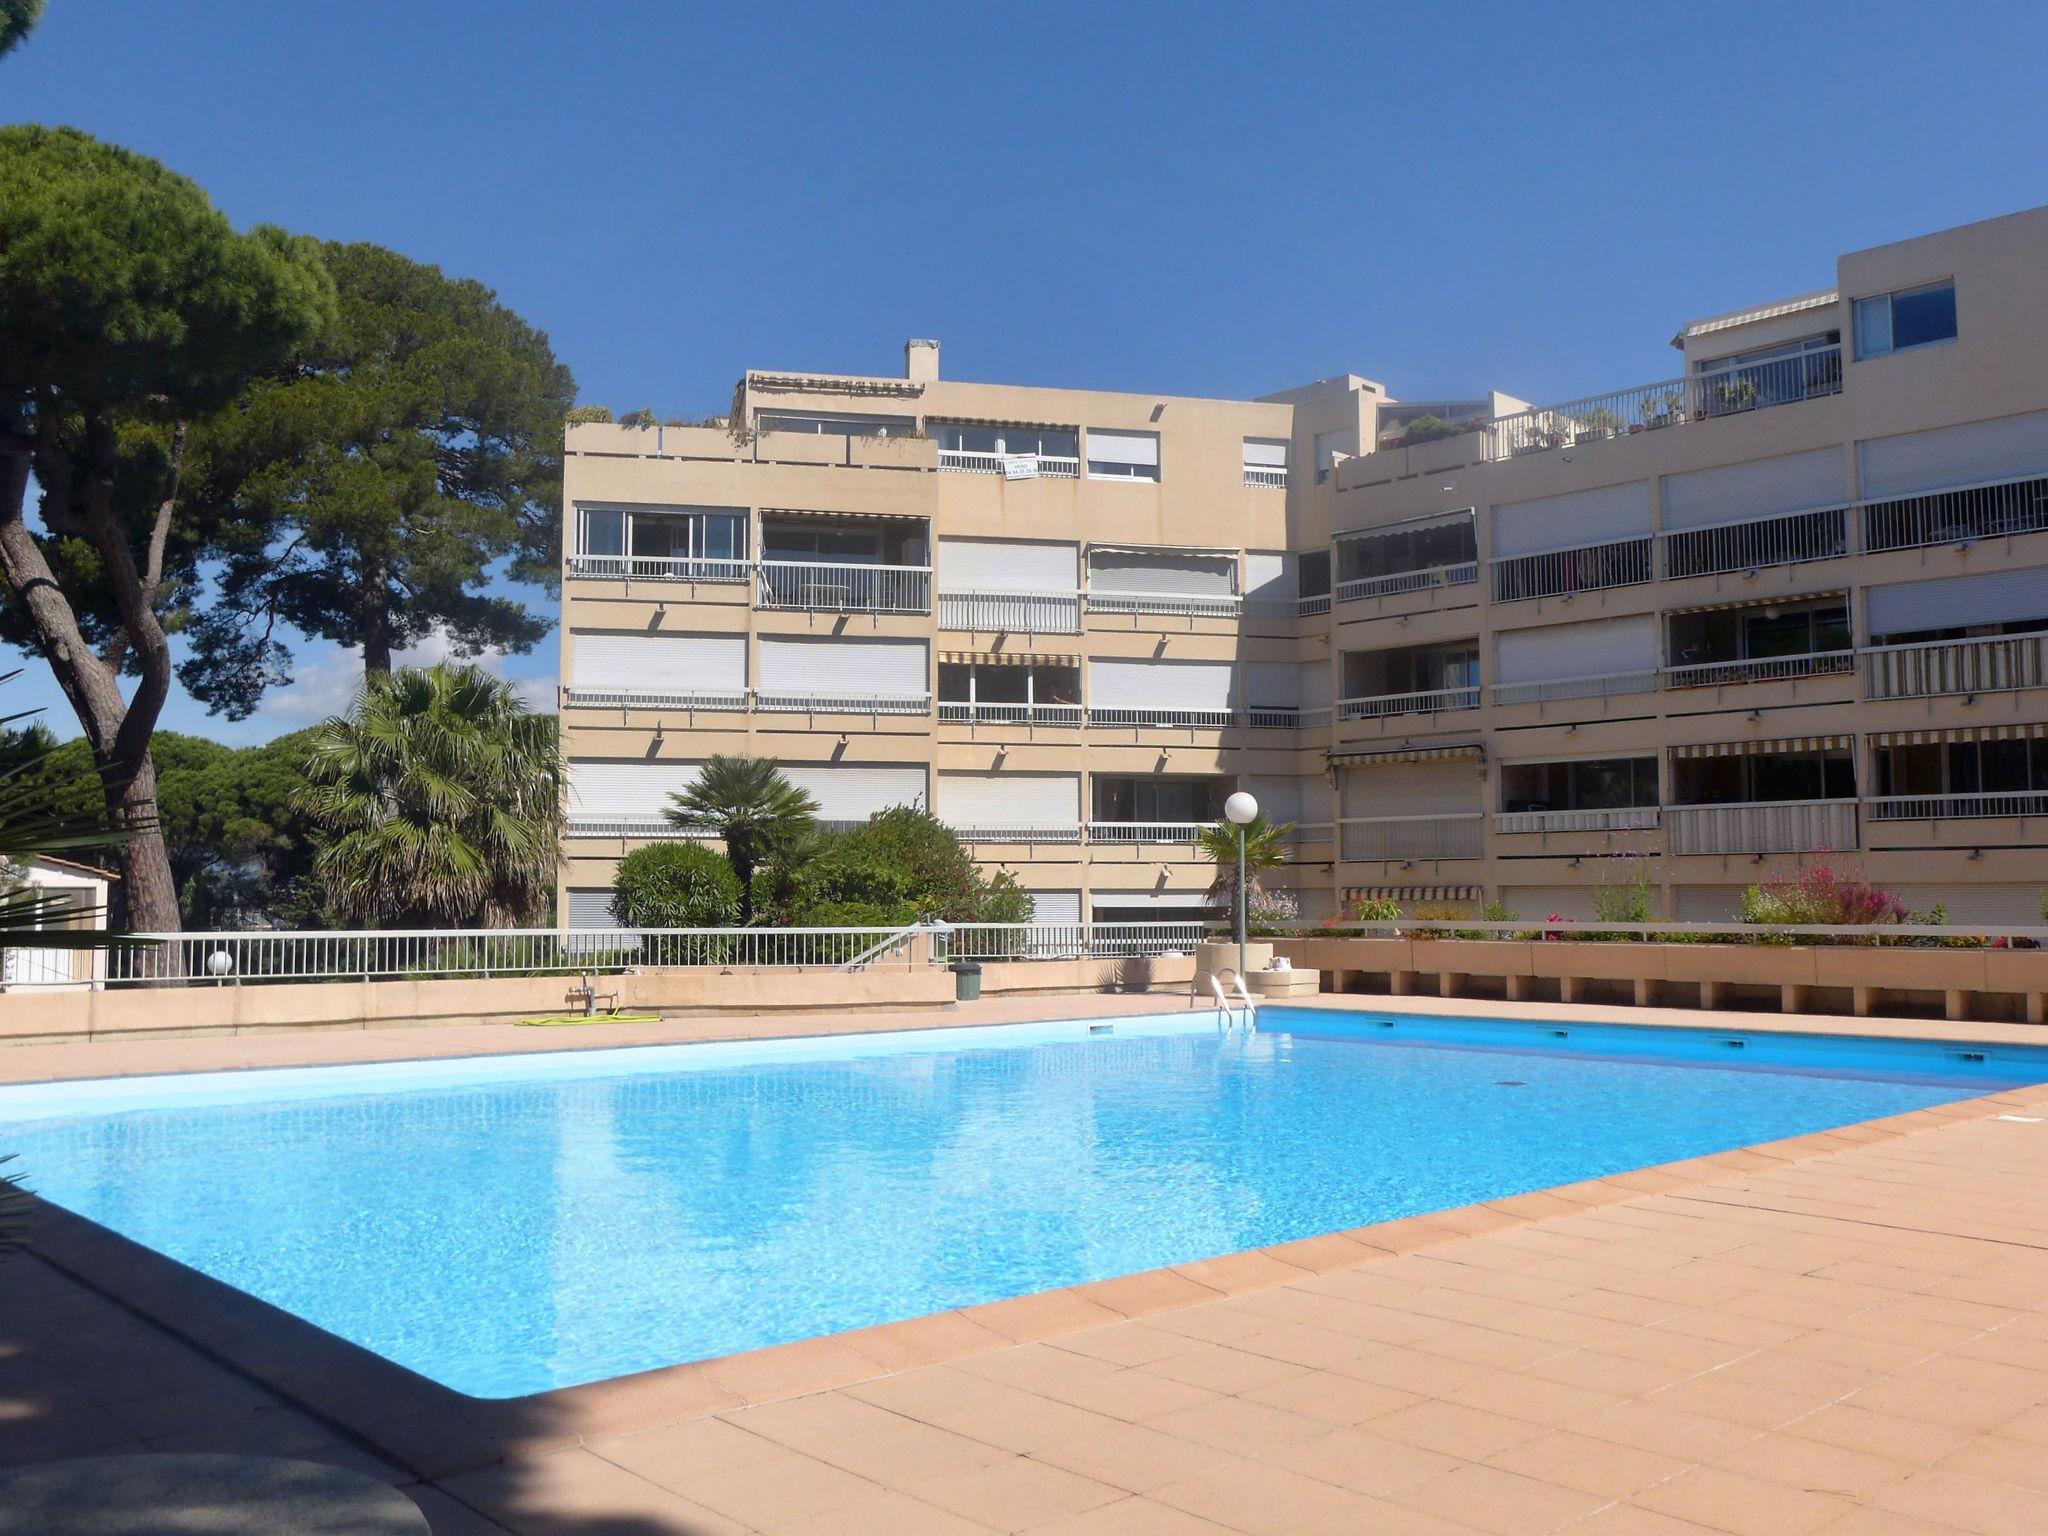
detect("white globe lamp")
(1223, 792), (1258, 978)
(206, 948), (235, 984)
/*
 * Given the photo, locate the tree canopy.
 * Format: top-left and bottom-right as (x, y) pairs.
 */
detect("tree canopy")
(665, 756), (818, 924)
(0, 1), (43, 59)
(782, 806), (1033, 928)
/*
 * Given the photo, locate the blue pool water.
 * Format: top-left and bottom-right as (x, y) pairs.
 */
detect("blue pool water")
(5, 1008), (2045, 1399)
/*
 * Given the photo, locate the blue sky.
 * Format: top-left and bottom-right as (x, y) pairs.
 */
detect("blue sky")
(6, 0), (2046, 744)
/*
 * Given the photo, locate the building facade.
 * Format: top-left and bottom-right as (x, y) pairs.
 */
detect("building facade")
(558, 206), (2048, 928)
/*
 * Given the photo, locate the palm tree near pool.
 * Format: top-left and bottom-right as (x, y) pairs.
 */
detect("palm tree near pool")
(300, 663), (560, 928)
(1197, 809), (1295, 912)
(664, 756), (817, 925)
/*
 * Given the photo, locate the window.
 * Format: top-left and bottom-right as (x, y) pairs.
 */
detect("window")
(756, 411), (917, 437)
(1880, 739), (2048, 797)
(1297, 550), (1331, 602)
(1672, 750), (1855, 804)
(1854, 281), (1957, 359)
(578, 506), (747, 568)
(1085, 429), (1160, 481)
(1502, 758), (1658, 814)
(934, 423), (1077, 458)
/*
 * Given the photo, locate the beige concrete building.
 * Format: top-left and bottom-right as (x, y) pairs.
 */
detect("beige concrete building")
(558, 205), (2048, 928)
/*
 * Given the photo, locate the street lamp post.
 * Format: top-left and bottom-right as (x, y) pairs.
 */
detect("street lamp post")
(1224, 791), (1259, 982)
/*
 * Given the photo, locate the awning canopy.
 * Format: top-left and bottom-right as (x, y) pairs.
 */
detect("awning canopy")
(1330, 742), (1484, 767)
(926, 414), (1077, 431)
(1343, 885), (1482, 903)
(938, 651), (1081, 667)
(1870, 723), (2048, 748)
(1333, 507), (1476, 541)
(760, 507), (928, 524)
(1665, 589), (1846, 616)
(1670, 734), (1852, 759)
(747, 371), (924, 397)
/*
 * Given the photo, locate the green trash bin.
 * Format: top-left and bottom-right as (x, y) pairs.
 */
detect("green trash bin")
(950, 961), (982, 1001)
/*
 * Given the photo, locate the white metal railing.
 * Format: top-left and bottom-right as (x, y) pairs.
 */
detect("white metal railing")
(1242, 466), (1288, 490)
(567, 554), (750, 583)
(752, 691), (932, 715)
(1862, 473), (2048, 553)
(1491, 669), (1659, 707)
(560, 687), (747, 711)
(936, 921), (1211, 961)
(1338, 685), (1480, 720)
(1867, 790), (2048, 822)
(937, 701), (1084, 726)
(1667, 799), (1858, 855)
(949, 824), (1085, 844)
(1298, 593), (1332, 617)
(1492, 537), (1653, 603)
(1088, 706), (1235, 729)
(1494, 806), (1661, 835)
(1486, 346), (1843, 460)
(1246, 706), (1334, 730)
(937, 449), (1079, 478)
(1286, 821), (1335, 846)
(1660, 507), (1848, 579)
(1084, 590), (1241, 620)
(1336, 562), (1480, 604)
(1661, 650), (1856, 689)
(564, 813), (685, 839)
(1865, 631), (2048, 700)
(1338, 813), (1484, 861)
(1085, 821), (1208, 844)
(756, 560), (931, 614)
(936, 590), (1083, 633)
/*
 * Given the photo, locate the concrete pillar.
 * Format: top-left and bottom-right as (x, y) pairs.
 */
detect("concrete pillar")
(1505, 973), (1531, 1002)
(1439, 971), (1467, 999)
(1699, 980), (1723, 1011)
(1946, 989), (1975, 1022)
(2028, 992), (2045, 1026)
(1559, 975), (1582, 1005)
(1854, 985), (1880, 1018)
(1633, 978), (1655, 1008)
(1390, 970), (1417, 996)
(1782, 984), (1809, 1016)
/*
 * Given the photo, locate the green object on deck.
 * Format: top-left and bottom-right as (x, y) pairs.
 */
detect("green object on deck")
(517, 1013), (662, 1028)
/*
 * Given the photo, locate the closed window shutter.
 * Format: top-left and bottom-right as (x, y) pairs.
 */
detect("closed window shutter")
(566, 889), (617, 929)
(1866, 568), (2048, 637)
(1493, 481), (1653, 556)
(1243, 437), (1288, 468)
(1300, 660), (1333, 708)
(1243, 552), (1292, 603)
(1085, 429), (1159, 466)
(777, 764), (928, 822)
(565, 760), (703, 819)
(1087, 549), (1236, 595)
(1027, 890), (1081, 925)
(1247, 775), (1304, 822)
(938, 772), (1079, 825)
(1674, 885), (1746, 921)
(1092, 890), (1214, 912)
(1341, 761), (1481, 816)
(1662, 448), (1846, 530)
(1858, 410), (2048, 499)
(570, 632), (745, 691)
(1091, 658), (1234, 709)
(1495, 615), (1659, 683)
(937, 538), (1076, 592)
(1891, 884), (2041, 925)
(1245, 662), (1300, 708)
(1499, 886), (1600, 921)
(758, 636), (928, 694)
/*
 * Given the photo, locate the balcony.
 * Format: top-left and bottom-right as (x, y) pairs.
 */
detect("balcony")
(567, 553), (749, 583)
(1338, 686), (1480, 721)
(1662, 650), (1856, 690)
(1494, 807), (1660, 835)
(938, 449), (1080, 479)
(952, 823), (1084, 844)
(560, 687), (746, 712)
(1667, 799), (1858, 855)
(1339, 814), (1483, 861)
(1867, 790), (2048, 822)
(1661, 507), (1848, 580)
(936, 590), (1082, 633)
(1863, 474), (2048, 554)
(1084, 590), (1241, 621)
(1865, 632), (2048, 700)
(937, 702), (1083, 727)
(1245, 706), (1334, 730)
(752, 691), (931, 716)
(756, 560), (931, 615)
(1088, 706), (1233, 730)
(1491, 670), (1659, 708)
(1491, 537), (1652, 604)
(1336, 563), (1480, 605)
(1242, 466), (1288, 490)
(1085, 821), (1207, 845)
(1484, 345), (1843, 461)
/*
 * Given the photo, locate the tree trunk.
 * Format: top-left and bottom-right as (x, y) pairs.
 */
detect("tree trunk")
(361, 552), (393, 675)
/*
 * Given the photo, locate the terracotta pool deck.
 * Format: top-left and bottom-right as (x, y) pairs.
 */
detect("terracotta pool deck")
(6, 994), (2048, 1534)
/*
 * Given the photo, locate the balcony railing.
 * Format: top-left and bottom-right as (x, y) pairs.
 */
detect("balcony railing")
(1084, 821), (1209, 845)
(936, 702), (1084, 726)
(756, 560), (931, 614)
(1867, 791), (2048, 821)
(1485, 346), (1843, 461)
(1661, 507), (1849, 580)
(1242, 466), (1289, 490)
(1862, 474), (2048, 554)
(566, 815), (863, 840)
(568, 554), (750, 583)
(1865, 631), (2048, 700)
(1491, 669), (1659, 708)
(950, 823), (1085, 844)
(1084, 590), (1241, 620)
(560, 687), (747, 711)
(1285, 821), (1335, 847)
(752, 691), (931, 715)
(1492, 537), (1653, 603)
(1336, 562), (1480, 605)
(1494, 806), (1661, 835)
(1667, 799), (1857, 855)
(1339, 813), (1484, 862)
(936, 590), (1083, 633)
(1246, 706), (1334, 730)
(1338, 685), (1480, 720)
(937, 449), (1080, 478)
(1661, 650), (1856, 690)
(1088, 706), (1235, 729)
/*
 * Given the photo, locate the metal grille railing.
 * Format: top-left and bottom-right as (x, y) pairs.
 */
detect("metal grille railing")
(1866, 791), (2048, 821)
(567, 554), (750, 583)
(1491, 669), (1659, 707)
(1661, 651), (1856, 689)
(756, 561), (931, 614)
(1336, 562), (1480, 604)
(1661, 507), (1848, 579)
(949, 824), (1085, 844)
(1493, 806), (1661, 834)
(935, 921), (1213, 961)
(1084, 821), (1209, 845)
(1862, 474), (2048, 553)
(936, 702), (1084, 726)
(1084, 591), (1241, 620)
(936, 449), (1079, 478)
(1245, 706), (1334, 730)
(1337, 686), (1480, 720)
(1491, 537), (1653, 603)
(560, 687), (748, 711)
(1865, 631), (2048, 699)
(1242, 466), (1288, 490)
(1087, 706), (1235, 729)
(1338, 813), (1484, 861)
(1667, 799), (1858, 855)
(936, 590), (1083, 633)
(752, 691), (932, 716)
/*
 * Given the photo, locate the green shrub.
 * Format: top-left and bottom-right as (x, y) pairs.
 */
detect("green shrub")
(609, 843), (741, 929)
(1350, 896), (1403, 924)
(1399, 414), (1467, 444)
(565, 404), (613, 424)
(616, 407), (658, 429)
(790, 806), (1030, 926)
(1589, 861), (1654, 937)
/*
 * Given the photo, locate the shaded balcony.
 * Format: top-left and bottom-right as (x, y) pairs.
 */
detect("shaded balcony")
(1339, 643), (1480, 720)
(1088, 776), (1226, 845)
(1663, 596), (1853, 689)
(1667, 739), (1857, 854)
(937, 657), (1082, 728)
(757, 512), (930, 614)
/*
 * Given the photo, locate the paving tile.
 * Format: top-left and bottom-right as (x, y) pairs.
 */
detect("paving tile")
(1930, 1430), (2048, 1493)
(1151, 1460), (1373, 1536)
(1635, 1466), (1860, 1536)
(1870, 1468), (2048, 1536)
(1026, 1366), (1221, 1423)
(1389, 1462), (1612, 1536)
(1482, 1428), (1691, 1498)
(1139, 1394), (1331, 1454)
(441, 1447), (754, 1536)
(1139, 1344), (1310, 1396)
(571, 1413), (788, 1490)
(918, 1456), (1126, 1532)
(667, 1448), (884, 1528)
(1021, 1420), (1226, 1494)
(1370, 1399), (1547, 1459)
(1022, 1497), (1246, 1536)
(1708, 1431), (1913, 1500)
(768, 1485), (1001, 1535)
(1254, 1426), (1464, 1497)
(1240, 1367), (1422, 1425)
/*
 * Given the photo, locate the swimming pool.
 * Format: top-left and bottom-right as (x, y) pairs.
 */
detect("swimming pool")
(6, 1008), (2044, 1398)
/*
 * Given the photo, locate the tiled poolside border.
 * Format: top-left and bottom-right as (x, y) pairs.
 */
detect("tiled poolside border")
(12, 991), (2048, 1485)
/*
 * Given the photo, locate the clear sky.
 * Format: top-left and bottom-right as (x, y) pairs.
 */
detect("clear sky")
(6, 0), (2046, 744)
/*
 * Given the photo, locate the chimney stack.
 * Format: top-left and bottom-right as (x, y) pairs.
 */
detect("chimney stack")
(905, 338), (940, 382)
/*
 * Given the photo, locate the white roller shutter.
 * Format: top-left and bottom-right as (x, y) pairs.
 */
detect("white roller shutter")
(1674, 885), (1746, 921)
(1085, 429), (1159, 467)
(1027, 890), (1081, 925)
(778, 764), (928, 822)
(758, 635), (928, 695)
(1495, 615), (1659, 683)
(1087, 548), (1236, 595)
(570, 632), (745, 692)
(1091, 658), (1235, 710)
(1493, 481), (1653, 557)
(1341, 761), (1481, 817)
(1245, 662), (1299, 708)
(1662, 448), (1847, 531)
(1891, 884), (2041, 926)
(566, 889), (617, 929)
(565, 759), (703, 819)
(1865, 568), (2048, 638)
(1499, 886), (1599, 921)
(1092, 890), (1214, 912)
(937, 538), (1077, 592)
(1243, 552), (1293, 604)
(937, 772), (1080, 825)
(1300, 659), (1333, 708)
(1243, 438), (1289, 468)
(1859, 410), (2048, 499)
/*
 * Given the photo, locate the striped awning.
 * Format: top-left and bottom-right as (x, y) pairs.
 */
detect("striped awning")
(760, 507), (928, 524)
(1665, 589), (1847, 616)
(939, 651), (1081, 667)
(1331, 742), (1484, 767)
(1344, 885), (1481, 902)
(1334, 507), (1476, 540)
(1670, 734), (1853, 759)
(925, 415), (1077, 431)
(1871, 722), (2048, 748)
(748, 371), (924, 397)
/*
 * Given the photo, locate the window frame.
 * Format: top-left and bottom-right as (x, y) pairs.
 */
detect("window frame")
(1853, 280), (1957, 361)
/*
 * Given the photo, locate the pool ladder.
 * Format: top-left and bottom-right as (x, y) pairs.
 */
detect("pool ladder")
(1198, 969), (1257, 1033)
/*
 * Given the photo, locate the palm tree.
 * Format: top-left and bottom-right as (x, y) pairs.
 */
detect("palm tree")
(664, 756), (817, 924)
(299, 663), (560, 928)
(1197, 810), (1295, 910)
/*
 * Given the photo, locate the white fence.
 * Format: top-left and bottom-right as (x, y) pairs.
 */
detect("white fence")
(1865, 632), (2048, 700)
(1667, 799), (1858, 855)
(936, 922), (1210, 960)
(1662, 651), (1855, 690)
(1491, 536), (1654, 602)
(1336, 563), (1479, 605)
(1339, 813), (1484, 861)
(756, 560), (931, 614)
(1338, 686), (1480, 720)
(1494, 807), (1661, 835)
(936, 590), (1083, 633)
(1661, 507), (1848, 579)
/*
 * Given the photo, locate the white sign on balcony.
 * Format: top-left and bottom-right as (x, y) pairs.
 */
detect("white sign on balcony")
(1002, 454), (1039, 480)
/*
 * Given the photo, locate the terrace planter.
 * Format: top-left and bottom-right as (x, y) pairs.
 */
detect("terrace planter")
(1811, 947), (1990, 992)
(1197, 940), (1274, 978)
(1412, 939), (1530, 975)
(1657, 943), (1817, 987)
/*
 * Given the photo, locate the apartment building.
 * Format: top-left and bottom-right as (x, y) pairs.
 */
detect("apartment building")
(558, 204), (2048, 927)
